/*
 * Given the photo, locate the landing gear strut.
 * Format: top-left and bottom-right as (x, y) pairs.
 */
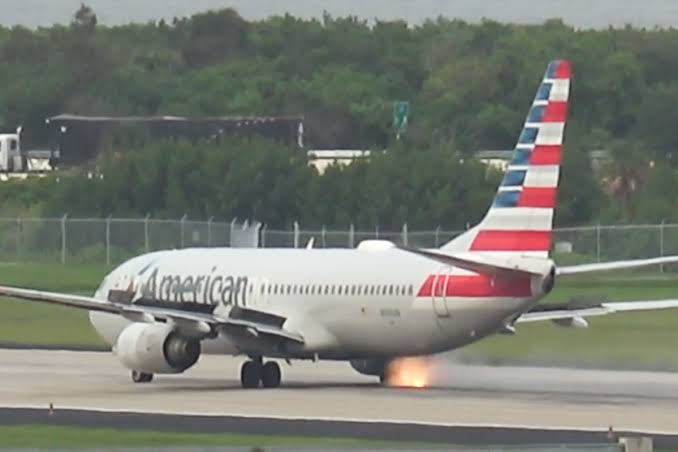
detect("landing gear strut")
(131, 370), (153, 383)
(240, 358), (281, 389)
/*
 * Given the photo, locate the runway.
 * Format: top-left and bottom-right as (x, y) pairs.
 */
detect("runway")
(1, 349), (677, 440)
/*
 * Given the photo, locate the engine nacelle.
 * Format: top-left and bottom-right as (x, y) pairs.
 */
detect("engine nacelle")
(350, 358), (388, 377)
(115, 323), (201, 374)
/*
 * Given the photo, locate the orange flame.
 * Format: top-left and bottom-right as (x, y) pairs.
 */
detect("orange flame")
(385, 357), (431, 388)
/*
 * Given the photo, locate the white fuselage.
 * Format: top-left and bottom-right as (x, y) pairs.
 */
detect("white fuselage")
(89, 245), (545, 360)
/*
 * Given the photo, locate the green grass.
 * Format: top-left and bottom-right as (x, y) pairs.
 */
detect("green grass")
(0, 262), (110, 347)
(0, 261), (677, 369)
(0, 425), (420, 448)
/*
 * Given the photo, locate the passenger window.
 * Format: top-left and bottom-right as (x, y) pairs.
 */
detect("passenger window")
(408, 285), (413, 295)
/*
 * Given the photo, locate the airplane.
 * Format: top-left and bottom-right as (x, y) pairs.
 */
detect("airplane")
(2, 59), (678, 389)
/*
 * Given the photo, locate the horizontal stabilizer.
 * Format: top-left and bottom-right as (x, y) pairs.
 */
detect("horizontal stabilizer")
(518, 299), (678, 323)
(557, 255), (678, 276)
(399, 247), (553, 277)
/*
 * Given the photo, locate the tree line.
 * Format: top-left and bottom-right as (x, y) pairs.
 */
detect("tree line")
(0, 6), (676, 227)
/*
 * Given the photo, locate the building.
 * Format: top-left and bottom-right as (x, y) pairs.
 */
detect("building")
(307, 149), (372, 174)
(46, 114), (304, 165)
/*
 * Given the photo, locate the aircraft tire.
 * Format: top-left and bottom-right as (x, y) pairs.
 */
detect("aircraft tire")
(261, 361), (281, 388)
(131, 370), (154, 383)
(241, 361), (261, 388)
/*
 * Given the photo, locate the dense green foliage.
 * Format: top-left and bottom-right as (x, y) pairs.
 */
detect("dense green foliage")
(29, 139), (500, 229)
(0, 6), (677, 227)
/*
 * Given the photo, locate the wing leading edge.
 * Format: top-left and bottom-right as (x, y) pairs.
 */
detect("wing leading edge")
(0, 284), (304, 344)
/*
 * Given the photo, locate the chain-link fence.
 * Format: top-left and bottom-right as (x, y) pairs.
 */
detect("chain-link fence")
(0, 216), (677, 267)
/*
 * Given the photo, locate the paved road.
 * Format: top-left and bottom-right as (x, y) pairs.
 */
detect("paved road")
(1, 349), (677, 439)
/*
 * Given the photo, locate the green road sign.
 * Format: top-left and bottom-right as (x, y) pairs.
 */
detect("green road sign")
(393, 101), (410, 132)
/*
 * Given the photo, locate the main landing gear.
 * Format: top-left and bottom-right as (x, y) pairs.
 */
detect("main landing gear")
(240, 358), (281, 389)
(131, 370), (154, 383)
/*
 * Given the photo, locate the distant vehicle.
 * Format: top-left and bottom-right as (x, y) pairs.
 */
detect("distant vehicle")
(0, 132), (58, 174)
(2, 60), (678, 389)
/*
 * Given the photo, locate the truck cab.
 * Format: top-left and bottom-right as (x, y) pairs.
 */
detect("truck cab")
(0, 134), (22, 172)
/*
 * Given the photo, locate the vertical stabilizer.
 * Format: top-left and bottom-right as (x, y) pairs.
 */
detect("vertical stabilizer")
(442, 60), (571, 257)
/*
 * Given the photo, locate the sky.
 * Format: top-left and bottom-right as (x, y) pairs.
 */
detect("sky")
(4, 0), (678, 29)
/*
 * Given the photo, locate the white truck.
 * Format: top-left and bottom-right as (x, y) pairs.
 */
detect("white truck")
(0, 133), (58, 173)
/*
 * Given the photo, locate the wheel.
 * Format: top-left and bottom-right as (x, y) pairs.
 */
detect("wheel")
(240, 360), (261, 388)
(131, 370), (153, 383)
(261, 361), (281, 388)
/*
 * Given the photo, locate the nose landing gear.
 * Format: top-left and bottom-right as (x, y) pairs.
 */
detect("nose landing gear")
(240, 358), (281, 388)
(131, 370), (154, 383)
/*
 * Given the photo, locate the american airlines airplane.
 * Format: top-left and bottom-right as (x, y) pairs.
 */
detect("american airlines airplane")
(2, 60), (678, 389)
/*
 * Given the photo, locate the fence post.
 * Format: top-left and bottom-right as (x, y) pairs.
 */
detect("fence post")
(207, 217), (214, 247)
(321, 225), (326, 248)
(15, 218), (21, 259)
(144, 214), (150, 253)
(61, 214), (68, 265)
(375, 224), (380, 239)
(596, 223), (601, 263)
(349, 224), (355, 248)
(106, 215), (111, 266)
(293, 221), (300, 248)
(260, 224), (267, 248)
(402, 223), (408, 246)
(230, 218), (237, 247)
(254, 222), (263, 248)
(180, 214), (187, 248)
(660, 220), (665, 273)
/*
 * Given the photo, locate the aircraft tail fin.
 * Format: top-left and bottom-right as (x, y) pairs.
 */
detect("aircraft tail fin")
(441, 60), (571, 258)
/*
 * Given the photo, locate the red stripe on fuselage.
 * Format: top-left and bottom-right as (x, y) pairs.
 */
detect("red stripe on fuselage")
(529, 145), (561, 165)
(470, 230), (551, 251)
(517, 187), (557, 208)
(541, 102), (568, 122)
(417, 274), (532, 298)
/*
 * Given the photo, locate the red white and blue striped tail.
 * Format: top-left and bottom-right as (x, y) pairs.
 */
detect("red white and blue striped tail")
(442, 60), (571, 258)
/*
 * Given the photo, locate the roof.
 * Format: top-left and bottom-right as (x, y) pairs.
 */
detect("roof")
(46, 114), (303, 126)
(475, 150), (514, 160)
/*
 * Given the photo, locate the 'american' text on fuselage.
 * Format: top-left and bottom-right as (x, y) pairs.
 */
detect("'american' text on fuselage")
(139, 267), (249, 306)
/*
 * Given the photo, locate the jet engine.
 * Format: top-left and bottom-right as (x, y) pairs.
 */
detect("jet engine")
(115, 323), (201, 374)
(350, 358), (388, 377)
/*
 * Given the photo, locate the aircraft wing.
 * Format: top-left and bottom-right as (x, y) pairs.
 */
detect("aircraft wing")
(0, 284), (304, 344)
(557, 255), (678, 275)
(517, 299), (678, 324)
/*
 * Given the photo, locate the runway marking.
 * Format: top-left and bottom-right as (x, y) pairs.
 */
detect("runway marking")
(2, 404), (678, 437)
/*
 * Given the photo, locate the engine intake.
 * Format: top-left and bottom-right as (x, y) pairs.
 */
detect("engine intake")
(115, 323), (201, 374)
